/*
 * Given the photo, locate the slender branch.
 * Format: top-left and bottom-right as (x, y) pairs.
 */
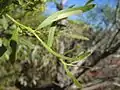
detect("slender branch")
(106, 29), (120, 49)
(82, 81), (112, 90)
(6, 14), (89, 62)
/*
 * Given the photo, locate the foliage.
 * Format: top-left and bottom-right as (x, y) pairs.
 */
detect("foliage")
(0, 0), (95, 89)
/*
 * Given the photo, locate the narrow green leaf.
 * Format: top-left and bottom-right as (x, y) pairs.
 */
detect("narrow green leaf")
(68, 4), (75, 8)
(64, 46), (78, 55)
(64, 33), (89, 40)
(85, 0), (94, 5)
(47, 26), (56, 47)
(36, 4), (95, 30)
(64, 65), (82, 88)
(67, 71), (82, 88)
(72, 51), (91, 63)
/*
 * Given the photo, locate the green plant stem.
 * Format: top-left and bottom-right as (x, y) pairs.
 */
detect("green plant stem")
(6, 14), (78, 61)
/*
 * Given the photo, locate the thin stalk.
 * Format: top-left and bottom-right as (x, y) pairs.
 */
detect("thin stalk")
(6, 14), (78, 61)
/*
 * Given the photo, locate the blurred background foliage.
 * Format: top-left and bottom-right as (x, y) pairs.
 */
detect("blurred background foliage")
(0, 0), (49, 89)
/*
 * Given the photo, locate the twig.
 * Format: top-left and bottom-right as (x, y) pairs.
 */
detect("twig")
(113, 82), (120, 87)
(82, 81), (112, 90)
